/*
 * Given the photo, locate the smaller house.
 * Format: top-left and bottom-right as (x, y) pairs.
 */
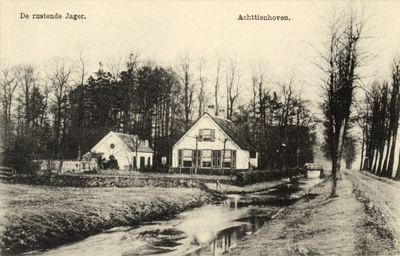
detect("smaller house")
(172, 110), (258, 171)
(86, 131), (154, 171)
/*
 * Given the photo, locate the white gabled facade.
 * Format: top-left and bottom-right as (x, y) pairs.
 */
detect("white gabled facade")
(172, 114), (257, 170)
(88, 131), (153, 170)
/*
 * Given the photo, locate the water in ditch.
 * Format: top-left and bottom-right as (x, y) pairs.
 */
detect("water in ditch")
(27, 177), (321, 256)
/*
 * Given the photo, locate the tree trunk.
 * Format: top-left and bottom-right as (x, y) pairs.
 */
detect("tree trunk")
(372, 149), (379, 174)
(331, 119), (346, 197)
(387, 133), (397, 178)
(359, 124), (365, 171)
(382, 138), (391, 176)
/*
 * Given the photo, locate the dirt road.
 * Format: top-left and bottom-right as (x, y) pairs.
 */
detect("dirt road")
(227, 170), (400, 255)
(345, 169), (400, 247)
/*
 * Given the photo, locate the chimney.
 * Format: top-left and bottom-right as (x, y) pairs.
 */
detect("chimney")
(218, 108), (226, 119)
(206, 105), (215, 116)
(144, 140), (149, 147)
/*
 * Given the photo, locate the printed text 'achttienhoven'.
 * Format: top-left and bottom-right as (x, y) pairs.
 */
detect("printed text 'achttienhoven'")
(238, 14), (290, 21)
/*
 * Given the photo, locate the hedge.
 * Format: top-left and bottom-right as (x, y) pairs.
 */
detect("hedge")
(9, 174), (202, 188)
(235, 168), (305, 186)
(169, 167), (247, 176)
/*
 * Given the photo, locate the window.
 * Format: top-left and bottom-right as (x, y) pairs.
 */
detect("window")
(212, 150), (221, 167)
(179, 149), (236, 168)
(183, 149), (193, 167)
(192, 150), (201, 167)
(222, 150), (236, 168)
(198, 129), (215, 142)
(232, 150), (236, 168)
(202, 150), (212, 167)
(223, 150), (232, 168)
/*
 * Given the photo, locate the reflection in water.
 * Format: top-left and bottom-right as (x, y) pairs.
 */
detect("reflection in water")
(27, 178), (321, 256)
(222, 196), (238, 209)
(188, 215), (269, 256)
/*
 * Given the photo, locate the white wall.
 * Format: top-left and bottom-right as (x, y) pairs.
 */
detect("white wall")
(250, 152), (258, 169)
(172, 115), (251, 169)
(93, 134), (153, 170)
(236, 149), (250, 169)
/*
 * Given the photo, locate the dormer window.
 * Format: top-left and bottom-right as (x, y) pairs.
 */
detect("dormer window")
(198, 129), (215, 142)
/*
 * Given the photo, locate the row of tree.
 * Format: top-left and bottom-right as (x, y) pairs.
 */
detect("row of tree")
(1, 51), (316, 172)
(315, 2), (400, 195)
(360, 62), (400, 179)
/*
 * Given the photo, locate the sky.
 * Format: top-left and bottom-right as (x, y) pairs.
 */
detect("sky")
(1, 0), (400, 106)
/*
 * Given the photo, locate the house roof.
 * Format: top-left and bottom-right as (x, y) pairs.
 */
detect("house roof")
(175, 113), (256, 151)
(90, 131), (154, 154)
(113, 132), (154, 153)
(208, 114), (255, 151)
(82, 152), (104, 159)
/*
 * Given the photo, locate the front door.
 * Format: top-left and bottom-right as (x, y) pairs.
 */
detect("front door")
(140, 157), (145, 168)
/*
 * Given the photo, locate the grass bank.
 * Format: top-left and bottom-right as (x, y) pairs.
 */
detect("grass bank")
(204, 177), (299, 194)
(0, 183), (218, 255)
(226, 171), (399, 256)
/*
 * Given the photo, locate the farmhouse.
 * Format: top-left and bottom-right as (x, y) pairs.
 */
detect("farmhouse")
(85, 131), (153, 171)
(171, 111), (258, 171)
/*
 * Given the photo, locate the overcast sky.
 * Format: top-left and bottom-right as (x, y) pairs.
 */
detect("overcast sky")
(1, 0), (399, 105)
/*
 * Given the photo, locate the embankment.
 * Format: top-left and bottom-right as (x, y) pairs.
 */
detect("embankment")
(226, 172), (399, 256)
(9, 173), (204, 188)
(0, 182), (219, 255)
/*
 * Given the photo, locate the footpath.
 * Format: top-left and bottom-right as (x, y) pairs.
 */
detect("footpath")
(226, 170), (400, 256)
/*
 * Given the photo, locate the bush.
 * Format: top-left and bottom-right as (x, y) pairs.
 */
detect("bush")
(2, 136), (41, 174)
(235, 168), (304, 186)
(9, 174), (204, 188)
(82, 169), (98, 175)
(169, 167), (246, 176)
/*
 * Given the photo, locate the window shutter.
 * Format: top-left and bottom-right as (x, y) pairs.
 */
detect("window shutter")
(198, 129), (203, 141)
(232, 150), (236, 168)
(211, 129), (215, 141)
(178, 149), (182, 167)
(192, 150), (201, 167)
(198, 150), (202, 166)
(212, 150), (216, 167)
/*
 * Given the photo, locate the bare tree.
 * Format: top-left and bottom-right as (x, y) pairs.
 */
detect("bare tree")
(175, 51), (195, 129)
(319, 3), (369, 197)
(46, 58), (75, 159)
(121, 134), (142, 171)
(226, 55), (242, 119)
(15, 64), (39, 130)
(196, 56), (211, 117)
(380, 61), (400, 177)
(250, 60), (269, 138)
(77, 51), (88, 87)
(388, 61), (400, 179)
(107, 56), (122, 80)
(363, 81), (388, 174)
(278, 73), (296, 127)
(76, 51), (88, 160)
(0, 66), (19, 147)
(119, 51), (141, 133)
(213, 53), (224, 116)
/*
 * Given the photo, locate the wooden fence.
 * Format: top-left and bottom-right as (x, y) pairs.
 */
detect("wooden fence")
(0, 167), (15, 181)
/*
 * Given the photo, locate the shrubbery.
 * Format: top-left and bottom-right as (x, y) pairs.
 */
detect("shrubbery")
(10, 174), (203, 188)
(235, 168), (305, 186)
(2, 136), (41, 174)
(169, 167), (246, 176)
